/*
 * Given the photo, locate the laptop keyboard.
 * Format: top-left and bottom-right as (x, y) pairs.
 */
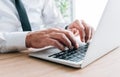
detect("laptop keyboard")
(49, 43), (89, 62)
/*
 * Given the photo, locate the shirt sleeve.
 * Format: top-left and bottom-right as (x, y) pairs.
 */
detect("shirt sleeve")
(42, 0), (68, 29)
(0, 32), (28, 53)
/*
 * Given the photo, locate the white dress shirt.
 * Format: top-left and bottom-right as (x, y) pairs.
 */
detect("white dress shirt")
(0, 0), (66, 53)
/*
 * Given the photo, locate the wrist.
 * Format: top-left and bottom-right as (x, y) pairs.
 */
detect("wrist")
(26, 32), (32, 48)
(65, 25), (69, 29)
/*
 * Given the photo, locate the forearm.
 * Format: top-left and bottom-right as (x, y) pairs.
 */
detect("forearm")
(0, 32), (28, 53)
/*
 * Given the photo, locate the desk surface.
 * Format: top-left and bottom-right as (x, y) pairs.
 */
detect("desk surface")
(1, 48), (120, 77)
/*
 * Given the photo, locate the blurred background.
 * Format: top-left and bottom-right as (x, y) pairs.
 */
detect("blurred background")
(55, 0), (108, 29)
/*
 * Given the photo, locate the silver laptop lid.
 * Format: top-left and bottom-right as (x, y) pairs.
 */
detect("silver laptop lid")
(81, 0), (120, 68)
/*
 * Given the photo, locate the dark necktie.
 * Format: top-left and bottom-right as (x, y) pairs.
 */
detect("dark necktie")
(15, 0), (32, 31)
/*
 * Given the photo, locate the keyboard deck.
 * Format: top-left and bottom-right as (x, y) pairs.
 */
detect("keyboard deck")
(49, 43), (89, 62)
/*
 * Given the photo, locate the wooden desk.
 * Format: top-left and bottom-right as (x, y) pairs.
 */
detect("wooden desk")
(1, 48), (120, 77)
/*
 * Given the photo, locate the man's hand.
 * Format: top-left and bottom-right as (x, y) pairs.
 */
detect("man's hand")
(26, 28), (79, 51)
(68, 20), (94, 43)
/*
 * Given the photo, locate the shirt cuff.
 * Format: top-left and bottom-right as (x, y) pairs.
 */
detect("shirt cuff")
(4, 32), (29, 51)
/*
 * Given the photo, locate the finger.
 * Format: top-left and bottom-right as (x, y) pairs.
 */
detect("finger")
(74, 29), (79, 36)
(52, 29), (78, 48)
(69, 20), (85, 42)
(49, 33), (72, 49)
(81, 20), (92, 42)
(48, 38), (65, 51)
(48, 29), (79, 48)
(70, 28), (79, 36)
(63, 30), (79, 49)
(84, 26), (91, 42)
(79, 29), (85, 42)
(69, 29), (75, 34)
(46, 28), (61, 33)
(90, 27), (95, 40)
(86, 27), (91, 42)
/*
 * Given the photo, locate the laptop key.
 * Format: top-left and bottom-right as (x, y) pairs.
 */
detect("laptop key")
(49, 43), (89, 62)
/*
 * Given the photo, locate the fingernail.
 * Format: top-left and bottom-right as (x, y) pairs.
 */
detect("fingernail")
(87, 39), (90, 43)
(76, 43), (79, 48)
(82, 39), (85, 42)
(62, 48), (65, 51)
(70, 46), (73, 50)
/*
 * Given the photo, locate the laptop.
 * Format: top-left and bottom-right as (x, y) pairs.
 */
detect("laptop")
(29, 0), (120, 68)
